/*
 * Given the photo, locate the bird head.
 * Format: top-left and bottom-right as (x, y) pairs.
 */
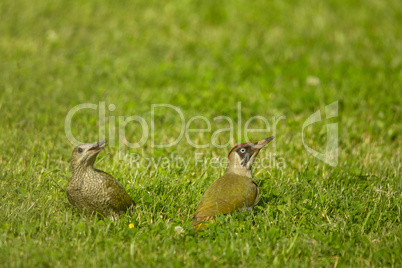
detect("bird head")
(226, 136), (274, 177)
(70, 140), (107, 171)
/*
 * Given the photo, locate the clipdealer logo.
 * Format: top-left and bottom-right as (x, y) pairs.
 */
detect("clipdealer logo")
(64, 101), (339, 167)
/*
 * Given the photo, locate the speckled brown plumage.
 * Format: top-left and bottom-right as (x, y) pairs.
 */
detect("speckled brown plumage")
(66, 141), (135, 219)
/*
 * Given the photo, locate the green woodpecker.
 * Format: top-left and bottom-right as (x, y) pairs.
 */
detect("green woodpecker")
(66, 140), (135, 219)
(193, 136), (274, 231)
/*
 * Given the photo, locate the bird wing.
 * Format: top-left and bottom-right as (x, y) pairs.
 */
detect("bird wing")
(252, 180), (261, 206)
(96, 170), (135, 212)
(193, 174), (259, 229)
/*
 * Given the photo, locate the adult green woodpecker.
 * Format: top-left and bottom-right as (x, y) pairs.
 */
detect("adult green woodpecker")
(192, 136), (274, 231)
(66, 140), (135, 219)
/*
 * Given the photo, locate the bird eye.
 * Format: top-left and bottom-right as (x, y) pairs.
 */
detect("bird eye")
(78, 148), (83, 153)
(240, 148), (246, 153)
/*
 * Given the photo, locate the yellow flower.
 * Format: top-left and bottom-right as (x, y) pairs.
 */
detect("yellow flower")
(128, 223), (135, 229)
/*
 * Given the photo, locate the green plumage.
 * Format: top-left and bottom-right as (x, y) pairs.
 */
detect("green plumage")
(193, 173), (260, 231)
(192, 137), (274, 231)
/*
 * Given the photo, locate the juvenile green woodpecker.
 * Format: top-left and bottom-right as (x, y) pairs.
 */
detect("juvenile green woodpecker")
(66, 140), (135, 219)
(193, 136), (274, 231)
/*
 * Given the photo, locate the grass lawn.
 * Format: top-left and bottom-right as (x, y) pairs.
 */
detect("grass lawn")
(0, 0), (401, 266)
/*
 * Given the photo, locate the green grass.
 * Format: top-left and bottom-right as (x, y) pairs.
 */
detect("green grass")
(0, 0), (401, 266)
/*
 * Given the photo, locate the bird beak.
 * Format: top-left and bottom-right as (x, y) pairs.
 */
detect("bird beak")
(89, 140), (107, 152)
(253, 136), (275, 150)
(244, 136), (274, 169)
